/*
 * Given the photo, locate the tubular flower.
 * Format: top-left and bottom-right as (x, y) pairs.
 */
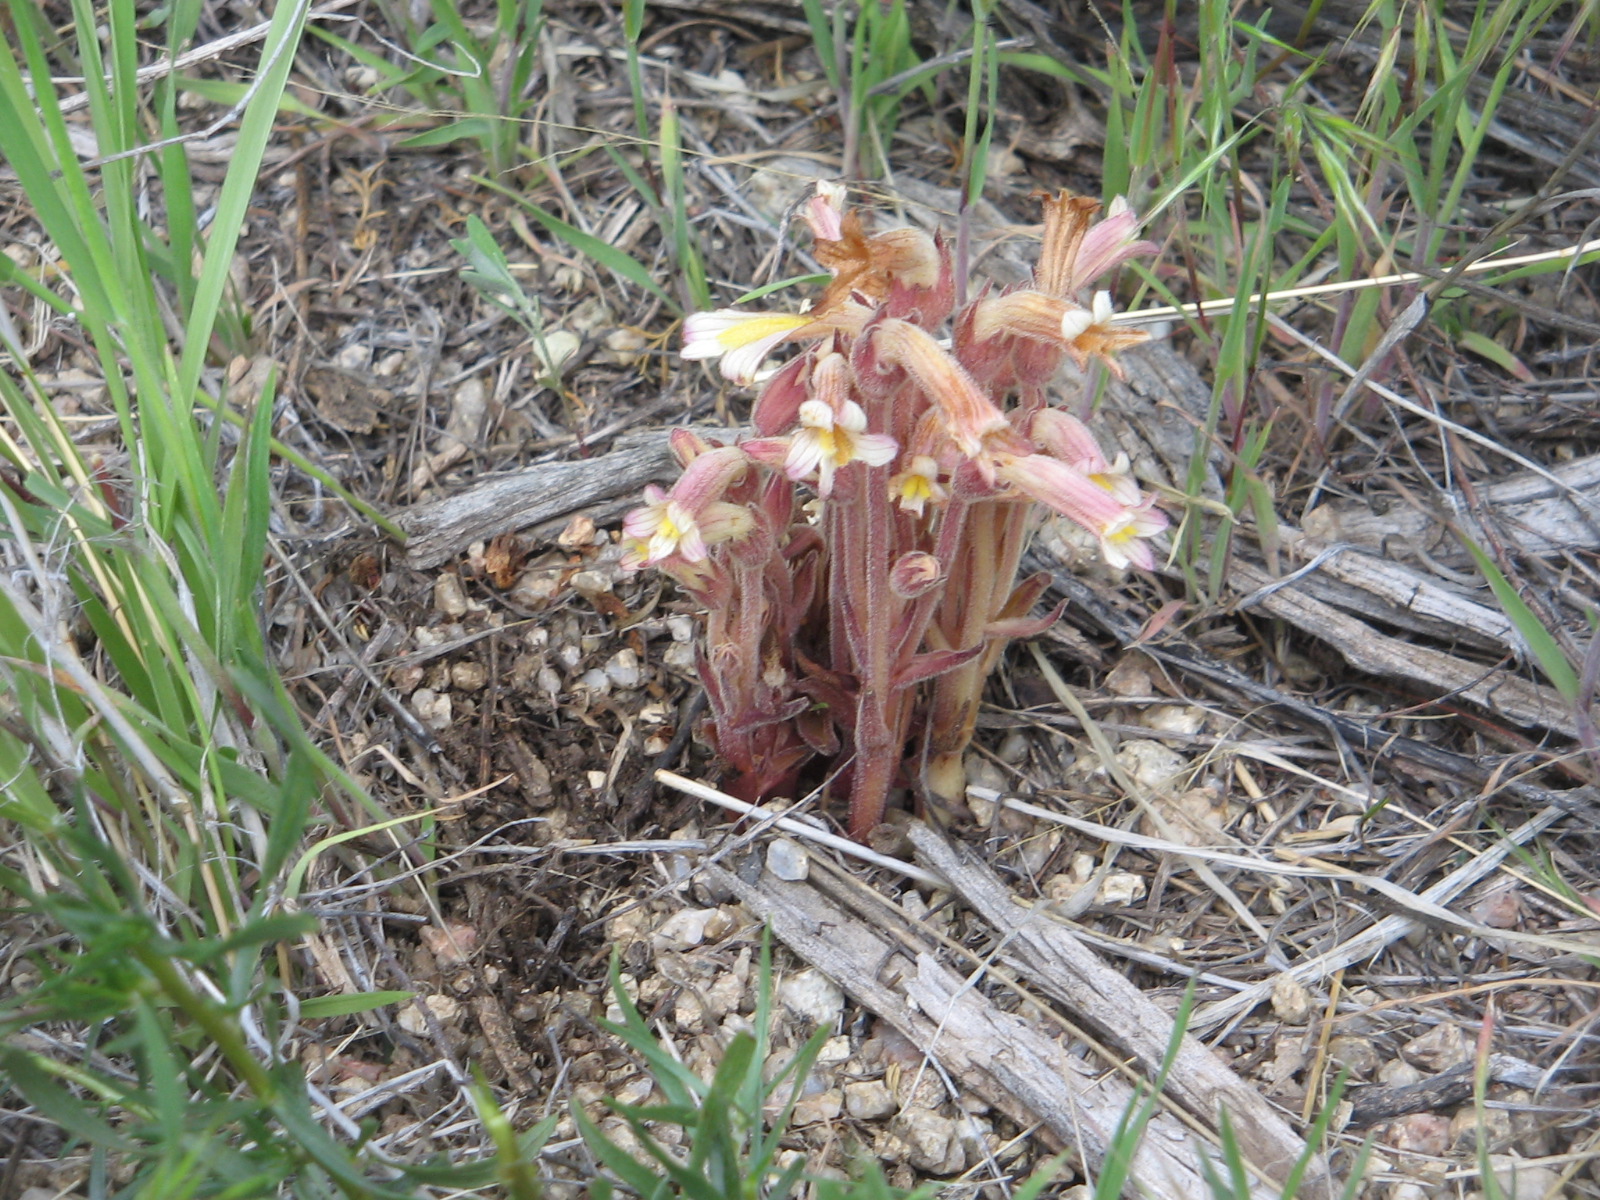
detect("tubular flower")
(621, 493), (753, 568)
(1068, 197), (1158, 293)
(802, 180), (848, 241)
(1029, 409), (1142, 506)
(994, 452), (1166, 570)
(867, 318), (1016, 467)
(858, 228), (943, 291)
(1035, 192), (1157, 297)
(812, 213), (944, 309)
(623, 487), (708, 564)
(620, 445), (753, 567)
(888, 455), (948, 517)
(667, 426), (715, 466)
(968, 289), (1079, 346)
(682, 310), (815, 383)
(1034, 192), (1101, 297)
(782, 399), (898, 497)
(1059, 291), (1150, 378)
(1097, 498), (1169, 570)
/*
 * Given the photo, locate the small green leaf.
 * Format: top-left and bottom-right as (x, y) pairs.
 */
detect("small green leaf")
(398, 117), (499, 150)
(0, 1047), (131, 1150)
(176, 75), (322, 118)
(732, 274), (831, 305)
(298, 990), (417, 1019)
(1456, 329), (1534, 382)
(186, 913), (318, 962)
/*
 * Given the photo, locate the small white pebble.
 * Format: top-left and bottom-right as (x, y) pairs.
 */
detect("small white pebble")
(604, 327), (647, 363)
(1378, 1060), (1423, 1088)
(1116, 739), (1186, 792)
(333, 343), (368, 371)
(844, 1080), (895, 1120)
(1098, 872), (1146, 905)
(433, 573), (469, 617)
(450, 661), (487, 692)
(965, 756), (1007, 792)
(578, 668), (611, 694)
(411, 688), (452, 731)
(654, 908), (722, 949)
(791, 1091), (843, 1126)
(509, 570), (562, 609)
(893, 1108), (965, 1174)
(766, 838), (809, 881)
(570, 569), (612, 595)
(1143, 705), (1205, 735)
(1271, 973), (1312, 1025)
(779, 968), (844, 1028)
(604, 649), (642, 688)
(997, 731), (1030, 764)
(397, 993), (459, 1035)
(1485, 1157), (1559, 1200)
(816, 1035), (851, 1066)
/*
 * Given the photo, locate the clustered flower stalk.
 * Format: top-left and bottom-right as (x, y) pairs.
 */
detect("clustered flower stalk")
(624, 185), (1166, 840)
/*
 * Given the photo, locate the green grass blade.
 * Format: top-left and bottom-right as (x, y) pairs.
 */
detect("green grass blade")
(480, 176), (679, 310)
(175, 0), (311, 410)
(660, 94), (711, 311)
(1459, 536), (1580, 701)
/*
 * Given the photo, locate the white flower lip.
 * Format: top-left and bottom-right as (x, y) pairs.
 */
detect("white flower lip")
(681, 309), (811, 383)
(1059, 307), (1093, 341)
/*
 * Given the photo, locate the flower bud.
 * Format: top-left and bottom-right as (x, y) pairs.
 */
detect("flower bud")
(671, 445), (750, 510)
(889, 551), (944, 598)
(751, 354), (812, 435)
(669, 427), (714, 466)
(803, 181), (848, 241)
(697, 501), (756, 546)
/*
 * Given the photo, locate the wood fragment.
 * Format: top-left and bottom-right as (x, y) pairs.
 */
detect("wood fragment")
(907, 823), (1330, 1198)
(1265, 537), (1513, 652)
(470, 992), (540, 1095)
(1301, 451), (1600, 562)
(399, 432), (688, 568)
(1225, 557), (1579, 738)
(1348, 1054), (1548, 1126)
(708, 857), (1276, 1200)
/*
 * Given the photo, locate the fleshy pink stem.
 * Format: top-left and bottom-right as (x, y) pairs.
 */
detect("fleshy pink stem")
(845, 448), (906, 838)
(922, 497), (1033, 805)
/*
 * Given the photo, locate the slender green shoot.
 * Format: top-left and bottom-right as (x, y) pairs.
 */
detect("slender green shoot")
(660, 95), (713, 312)
(623, 0), (651, 145)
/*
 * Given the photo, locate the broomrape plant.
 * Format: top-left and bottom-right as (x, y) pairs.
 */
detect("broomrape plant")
(626, 185), (1166, 838)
